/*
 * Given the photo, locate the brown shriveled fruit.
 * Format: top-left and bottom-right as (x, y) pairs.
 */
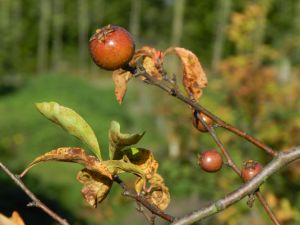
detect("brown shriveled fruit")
(241, 160), (263, 182)
(198, 150), (223, 172)
(192, 110), (214, 132)
(89, 25), (135, 70)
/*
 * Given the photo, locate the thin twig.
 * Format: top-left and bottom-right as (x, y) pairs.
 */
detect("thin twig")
(133, 65), (282, 224)
(136, 63), (280, 224)
(197, 114), (240, 174)
(197, 115), (281, 225)
(113, 175), (175, 223)
(256, 192), (281, 225)
(0, 162), (70, 225)
(171, 146), (300, 225)
(134, 66), (277, 157)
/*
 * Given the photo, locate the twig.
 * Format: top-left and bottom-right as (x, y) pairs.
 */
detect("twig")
(197, 115), (281, 225)
(134, 66), (277, 157)
(255, 192), (281, 225)
(197, 115), (240, 174)
(133, 64), (282, 224)
(113, 175), (175, 223)
(0, 162), (70, 225)
(170, 146), (300, 225)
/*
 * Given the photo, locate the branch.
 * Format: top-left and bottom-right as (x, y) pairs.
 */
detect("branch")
(197, 115), (281, 224)
(131, 64), (284, 224)
(0, 162), (70, 225)
(113, 175), (175, 223)
(134, 66), (277, 157)
(171, 146), (300, 225)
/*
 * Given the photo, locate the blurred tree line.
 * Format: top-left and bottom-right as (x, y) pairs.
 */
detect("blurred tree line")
(0, 0), (299, 86)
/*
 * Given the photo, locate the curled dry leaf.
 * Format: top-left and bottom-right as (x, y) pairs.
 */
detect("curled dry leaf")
(131, 46), (163, 80)
(112, 69), (132, 104)
(36, 102), (102, 160)
(143, 57), (163, 80)
(135, 173), (170, 210)
(165, 47), (208, 101)
(114, 147), (158, 179)
(77, 168), (113, 208)
(108, 121), (145, 159)
(20, 147), (112, 180)
(0, 211), (25, 225)
(148, 174), (170, 210)
(102, 157), (146, 180)
(131, 46), (158, 61)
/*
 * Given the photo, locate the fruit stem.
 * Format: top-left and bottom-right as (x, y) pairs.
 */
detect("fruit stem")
(122, 64), (137, 74)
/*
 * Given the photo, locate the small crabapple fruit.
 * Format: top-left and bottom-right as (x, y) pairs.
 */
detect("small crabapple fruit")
(198, 150), (223, 172)
(89, 25), (135, 70)
(192, 110), (214, 132)
(241, 160), (263, 182)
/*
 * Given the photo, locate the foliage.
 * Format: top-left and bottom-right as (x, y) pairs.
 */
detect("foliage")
(20, 102), (170, 213)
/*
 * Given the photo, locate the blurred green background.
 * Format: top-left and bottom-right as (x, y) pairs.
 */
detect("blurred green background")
(0, 0), (300, 224)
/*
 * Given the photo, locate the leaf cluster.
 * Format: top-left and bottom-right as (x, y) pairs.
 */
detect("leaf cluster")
(21, 102), (170, 210)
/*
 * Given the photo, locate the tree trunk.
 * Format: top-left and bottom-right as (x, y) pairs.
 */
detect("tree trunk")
(90, 0), (105, 74)
(129, 0), (141, 45)
(211, 0), (232, 73)
(0, 0), (11, 75)
(167, 0), (186, 75)
(91, 0), (105, 27)
(78, 0), (89, 70)
(10, 0), (22, 72)
(170, 0), (186, 47)
(37, 0), (51, 73)
(52, 0), (64, 71)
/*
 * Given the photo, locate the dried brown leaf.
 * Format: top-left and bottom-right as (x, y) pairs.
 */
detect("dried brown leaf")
(143, 57), (162, 80)
(0, 211), (25, 225)
(165, 47), (207, 100)
(131, 46), (163, 80)
(9, 212), (25, 225)
(20, 147), (112, 180)
(112, 69), (132, 104)
(77, 168), (113, 208)
(148, 173), (170, 210)
(135, 173), (170, 210)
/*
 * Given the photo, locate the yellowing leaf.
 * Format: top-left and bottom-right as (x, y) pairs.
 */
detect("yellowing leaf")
(164, 47), (208, 101)
(36, 102), (102, 160)
(20, 147), (112, 180)
(0, 212), (25, 225)
(114, 148), (158, 179)
(108, 121), (144, 159)
(102, 157), (146, 180)
(112, 69), (132, 104)
(77, 168), (112, 208)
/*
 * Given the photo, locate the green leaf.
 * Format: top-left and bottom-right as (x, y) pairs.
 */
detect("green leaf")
(108, 121), (145, 159)
(36, 102), (102, 160)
